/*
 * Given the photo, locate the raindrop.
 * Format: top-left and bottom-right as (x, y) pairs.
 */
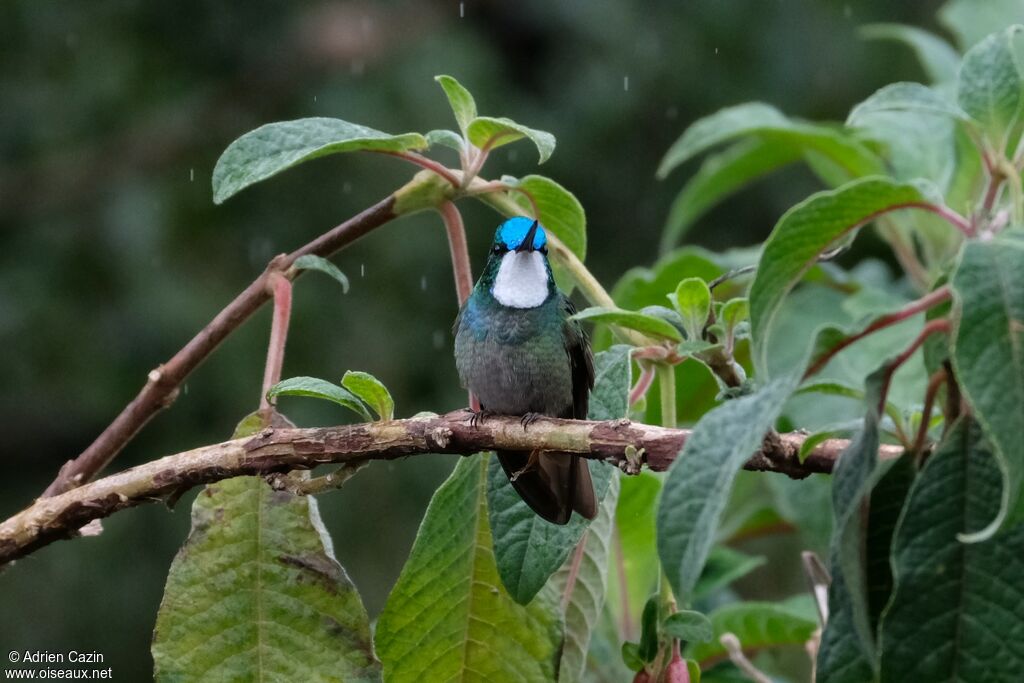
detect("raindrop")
(421, 276), (428, 291)
(844, 4), (852, 18)
(189, 168), (195, 182)
(360, 264), (365, 277)
(665, 106), (678, 120)
(433, 330), (445, 349)
(460, 2), (465, 18)
(714, 47), (719, 55)
(183, 384), (189, 395)
(313, 94), (318, 103)
(343, 181), (353, 194)
(508, 149), (518, 163)
(623, 75), (629, 91)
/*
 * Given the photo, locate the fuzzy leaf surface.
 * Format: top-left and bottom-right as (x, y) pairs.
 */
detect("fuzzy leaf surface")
(375, 456), (562, 682)
(153, 413), (379, 683)
(212, 118), (427, 203)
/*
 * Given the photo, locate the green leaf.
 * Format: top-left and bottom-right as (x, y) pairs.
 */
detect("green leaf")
(488, 347), (630, 604)
(859, 24), (962, 84)
(940, 0), (1024, 51)
(657, 102), (883, 180)
(879, 419), (1024, 682)
(267, 376), (373, 422)
(749, 177), (938, 377)
(657, 376), (798, 600)
(512, 175), (587, 263)
(796, 380), (904, 433)
(798, 428), (854, 463)
(660, 138), (802, 253)
(340, 370), (394, 421)
(467, 116), (555, 164)
(549, 474), (621, 683)
(212, 118), (427, 203)
(292, 254), (350, 293)
(376, 456), (563, 682)
(951, 237), (1024, 538)
(669, 278), (711, 340)
(692, 546), (767, 601)
(686, 599), (818, 664)
(638, 596), (660, 662)
(434, 75), (477, 135)
(865, 453), (915, 634)
(572, 306), (684, 342)
(848, 82), (970, 126)
(957, 25), (1024, 144)
(816, 369), (892, 683)
(620, 642), (644, 672)
(426, 129), (464, 151)
(612, 472), (662, 631)
(153, 413), (380, 682)
(720, 297), (749, 330)
(663, 610), (714, 643)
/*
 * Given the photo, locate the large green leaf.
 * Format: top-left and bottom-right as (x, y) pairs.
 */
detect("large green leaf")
(375, 456), (562, 682)
(659, 138), (802, 253)
(686, 598), (818, 664)
(951, 237), (1024, 538)
(940, 0), (1024, 51)
(153, 413), (379, 682)
(859, 23), (962, 84)
(656, 376), (798, 600)
(657, 102), (883, 180)
(267, 376), (373, 422)
(611, 472), (662, 632)
(487, 346), (630, 604)
(547, 474), (621, 683)
(212, 118), (427, 203)
(749, 177), (938, 377)
(816, 369), (892, 683)
(957, 25), (1024, 145)
(879, 419), (1024, 682)
(467, 116), (555, 163)
(847, 82), (970, 125)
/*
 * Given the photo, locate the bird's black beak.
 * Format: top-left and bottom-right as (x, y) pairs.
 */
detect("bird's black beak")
(515, 220), (540, 253)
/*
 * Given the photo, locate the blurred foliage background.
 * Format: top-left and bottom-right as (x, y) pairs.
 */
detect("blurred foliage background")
(1, 0), (946, 677)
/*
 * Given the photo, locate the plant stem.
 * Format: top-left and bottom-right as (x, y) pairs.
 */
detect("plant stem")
(378, 150), (461, 187)
(630, 362), (657, 406)
(658, 364), (677, 429)
(612, 525), (636, 642)
(259, 273), (293, 410)
(876, 318), (951, 414)
(41, 195), (399, 498)
(561, 531), (589, 612)
(913, 368), (948, 457)
(438, 201), (474, 305)
(804, 286), (951, 379)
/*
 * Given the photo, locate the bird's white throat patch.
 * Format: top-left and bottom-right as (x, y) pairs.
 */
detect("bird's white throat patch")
(492, 251), (549, 308)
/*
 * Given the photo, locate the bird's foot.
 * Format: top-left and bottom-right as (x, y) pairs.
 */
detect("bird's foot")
(510, 449), (542, 482)
(519, 412), (543, 430)
(463, 407), (495, 428)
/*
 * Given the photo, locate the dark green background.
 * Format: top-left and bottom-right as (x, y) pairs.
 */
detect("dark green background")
(0, 0), (943, 677)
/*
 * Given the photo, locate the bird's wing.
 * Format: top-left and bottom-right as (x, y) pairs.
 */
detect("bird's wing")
(562, 296), (595, 421)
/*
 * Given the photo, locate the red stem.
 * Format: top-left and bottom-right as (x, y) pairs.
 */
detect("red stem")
(913, 368), (948, 455)
(378, 150), (460, 187)
(561, 531), (589, 612)
(630, 363), (657, 406)
(877, 319), (951, 414)
(260, 273), (293, 410)
(804, 286), (951, 379)
(438, 201), (474, 306)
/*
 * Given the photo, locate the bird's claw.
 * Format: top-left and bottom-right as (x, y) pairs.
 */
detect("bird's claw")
(463, 407), (494, 428)
(520, 412), (542, 430)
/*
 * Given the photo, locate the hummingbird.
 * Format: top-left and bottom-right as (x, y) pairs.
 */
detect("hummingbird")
(453, 217), (597, 524)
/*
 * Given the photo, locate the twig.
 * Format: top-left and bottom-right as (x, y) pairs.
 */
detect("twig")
(561, 531), (589, 613)
(629, 363), (656, 406)
(41, 195), (400, 498)
(377, 150), (460, 187)
(913, 368), (947, 456)
(804, 286), (951, 379)
(1, 412), (902, 566)
(438, 201), (474, 305)
(876, 318), (951, 413)
(719, 633), (772, 683)
(259, 273), (293, 410)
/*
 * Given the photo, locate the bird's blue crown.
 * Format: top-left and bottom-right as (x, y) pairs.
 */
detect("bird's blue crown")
(495, 217), (547, 251)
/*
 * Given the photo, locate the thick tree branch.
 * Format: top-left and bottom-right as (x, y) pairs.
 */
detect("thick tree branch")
(42, 194), (398, 498)
(3, 411), (902, 567)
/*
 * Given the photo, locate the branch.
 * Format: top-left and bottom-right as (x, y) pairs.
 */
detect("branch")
(42, 194), (399, 498)
(2, 411), (902, 567)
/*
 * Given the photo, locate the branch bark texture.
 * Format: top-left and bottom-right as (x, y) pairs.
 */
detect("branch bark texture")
(3, 411), (901, 567)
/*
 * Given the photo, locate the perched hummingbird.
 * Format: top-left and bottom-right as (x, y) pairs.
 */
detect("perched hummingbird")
(453, 217), (597, 524)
